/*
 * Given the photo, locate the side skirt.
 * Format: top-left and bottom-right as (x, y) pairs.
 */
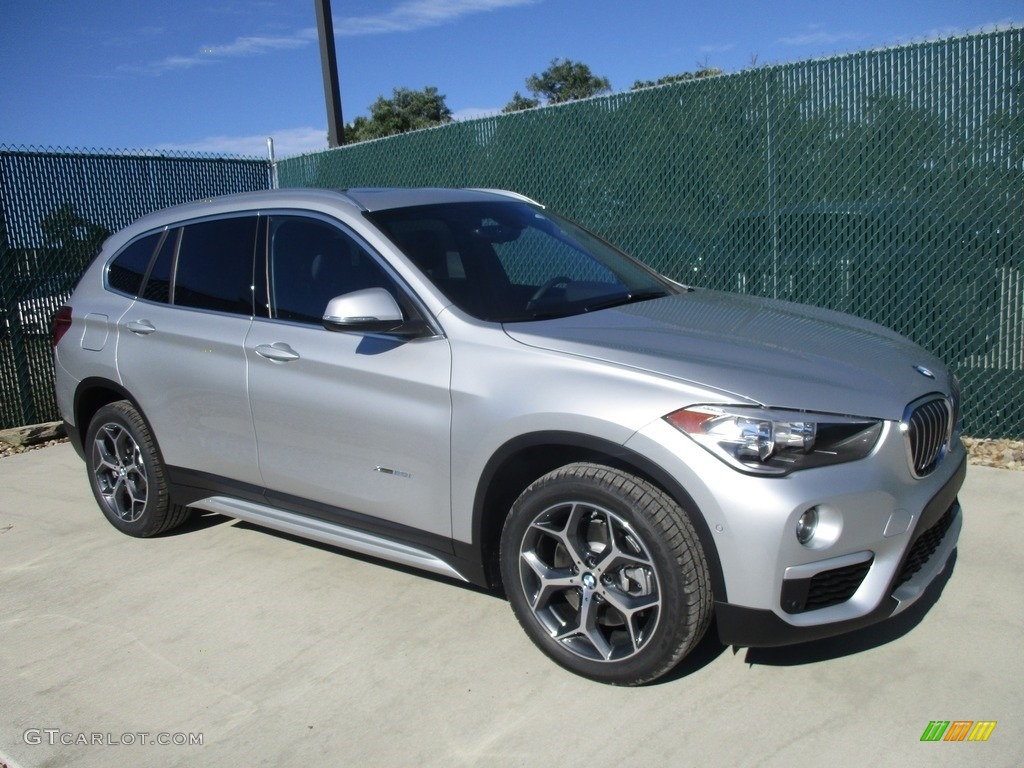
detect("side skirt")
(191, 495), (472, 584)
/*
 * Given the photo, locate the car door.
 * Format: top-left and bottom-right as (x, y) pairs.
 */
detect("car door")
(115, 215), (261, 486)
(245, 214), (453, 540)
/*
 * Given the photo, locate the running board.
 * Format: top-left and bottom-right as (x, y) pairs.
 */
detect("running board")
(190, 495), (469, 583)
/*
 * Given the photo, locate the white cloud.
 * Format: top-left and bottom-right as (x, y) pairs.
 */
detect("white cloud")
(776, 25), (861, 47)
(211, 30), (318, 57)
(142, 28), (318, 73)
(139, 0), (541, 73)
(336, 0), (541, 35)
(156, 126), (328, 158)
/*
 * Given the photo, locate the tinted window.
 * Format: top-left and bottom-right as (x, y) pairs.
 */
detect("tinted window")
(493, 225), (616, 286)
(107, 232), (162, 296)
(369, 201), (673, 321)
(268, 216), (399, 325)
(174, 217), (257, 315)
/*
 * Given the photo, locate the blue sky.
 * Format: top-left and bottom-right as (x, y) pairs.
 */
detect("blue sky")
(1, 0), (1020, 158)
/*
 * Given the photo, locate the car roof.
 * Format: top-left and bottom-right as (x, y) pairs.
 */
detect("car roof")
(99, 187), (541, 257)
(341, 187), (540, 211)
(137, 187), (536, 223)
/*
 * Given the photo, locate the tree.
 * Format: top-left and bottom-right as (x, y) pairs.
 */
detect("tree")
(632, 67), (723, 90)
(502, 91), (540, 113)
(504, 58), (612, 112)
(39, 202), (111, 273)
(345, 86), (453, 143)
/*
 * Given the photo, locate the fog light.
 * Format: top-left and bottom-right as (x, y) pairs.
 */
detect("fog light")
(796, 507), (819, 545)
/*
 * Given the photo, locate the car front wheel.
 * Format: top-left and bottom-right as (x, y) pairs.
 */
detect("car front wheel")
(500, 462), (712, 685)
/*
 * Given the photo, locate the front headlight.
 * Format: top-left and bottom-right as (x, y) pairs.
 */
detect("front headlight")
(665, 405), (882, 475)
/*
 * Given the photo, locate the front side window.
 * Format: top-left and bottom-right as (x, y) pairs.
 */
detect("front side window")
(266, 216), (403, 325)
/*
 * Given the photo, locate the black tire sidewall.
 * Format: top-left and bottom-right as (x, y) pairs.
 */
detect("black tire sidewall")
(500, 464), (706, 685)
(84, 402), (171, 538)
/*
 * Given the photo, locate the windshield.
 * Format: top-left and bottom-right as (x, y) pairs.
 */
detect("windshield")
(366, 200), (677, 322)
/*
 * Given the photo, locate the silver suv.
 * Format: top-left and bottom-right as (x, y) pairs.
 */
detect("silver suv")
(53, 188), (964, 685)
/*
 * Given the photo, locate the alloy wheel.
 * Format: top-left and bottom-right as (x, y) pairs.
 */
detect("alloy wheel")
(91, 423), (149, 523)
(517, 500), (662, 663)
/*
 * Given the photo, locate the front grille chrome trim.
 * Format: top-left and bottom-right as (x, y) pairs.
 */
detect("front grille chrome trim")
(901, 394), (956, 478)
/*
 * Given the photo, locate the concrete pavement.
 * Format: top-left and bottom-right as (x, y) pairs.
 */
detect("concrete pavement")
(1, 443), (1021, 767)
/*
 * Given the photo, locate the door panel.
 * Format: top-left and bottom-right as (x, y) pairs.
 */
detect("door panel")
(117, 303), (258, 483)
(246, 321), (452, 536)
(247, 214), (453, 537)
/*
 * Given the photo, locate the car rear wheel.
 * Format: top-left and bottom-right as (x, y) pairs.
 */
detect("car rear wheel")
(85, 400), (188, 537)
(500, 462), (712, 685)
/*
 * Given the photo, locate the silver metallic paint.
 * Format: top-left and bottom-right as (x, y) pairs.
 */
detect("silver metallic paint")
(54, 187), (964, 638)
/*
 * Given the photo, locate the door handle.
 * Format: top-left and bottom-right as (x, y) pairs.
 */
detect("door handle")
(126, 319), (156, 335)
(255, 342), (300, 362)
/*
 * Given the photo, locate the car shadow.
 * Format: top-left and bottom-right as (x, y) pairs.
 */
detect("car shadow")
(741, 549), (958, 667)
(165, 510), (235, 534)
(651, 625), (732, 684)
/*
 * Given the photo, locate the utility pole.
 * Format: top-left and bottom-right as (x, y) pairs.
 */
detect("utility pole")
(314, 0), (345, 147)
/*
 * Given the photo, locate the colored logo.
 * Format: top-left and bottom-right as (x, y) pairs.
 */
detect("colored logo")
(920, 721), (996, 742)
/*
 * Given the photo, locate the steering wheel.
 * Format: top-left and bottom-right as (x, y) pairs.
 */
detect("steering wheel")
(529, 275), (573, 305)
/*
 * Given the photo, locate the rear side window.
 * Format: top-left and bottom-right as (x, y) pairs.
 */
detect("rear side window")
(174, 217), (257, 315)
(107, 232), (162, 296)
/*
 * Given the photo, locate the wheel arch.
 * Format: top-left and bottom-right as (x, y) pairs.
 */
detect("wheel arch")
(466, 431), (727, 602)
(72, 378), (152, 459)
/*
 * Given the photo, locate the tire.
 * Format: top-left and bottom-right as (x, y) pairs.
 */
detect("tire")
(499, 462), (712, 685)
(84, 400), (189, 537)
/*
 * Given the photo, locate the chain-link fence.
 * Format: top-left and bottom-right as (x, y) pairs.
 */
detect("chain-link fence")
(2, 29), (1021, 437)
(0, 147), (270, 429)
(280, 28), (1024, 439)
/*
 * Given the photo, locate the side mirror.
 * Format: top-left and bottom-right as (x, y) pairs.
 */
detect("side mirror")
(322, 288), (406, 334)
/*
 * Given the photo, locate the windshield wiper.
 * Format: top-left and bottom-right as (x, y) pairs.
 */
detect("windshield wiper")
(510, 307), (581, 322)
(504, 289), (671, 322)
(581, 289), (669, 314)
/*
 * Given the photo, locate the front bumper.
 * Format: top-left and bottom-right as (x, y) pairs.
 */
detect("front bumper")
(715, 455), (965, 648)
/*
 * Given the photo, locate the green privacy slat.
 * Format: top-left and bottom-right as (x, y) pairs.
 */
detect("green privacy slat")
(0, 147), (270, 429)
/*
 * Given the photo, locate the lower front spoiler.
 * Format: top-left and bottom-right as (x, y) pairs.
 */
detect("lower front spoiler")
(716, 500), (962, 649)
(715, 594), (902, 649)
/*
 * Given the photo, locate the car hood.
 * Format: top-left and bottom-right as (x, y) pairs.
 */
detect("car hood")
(503, 290), (951, 421)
